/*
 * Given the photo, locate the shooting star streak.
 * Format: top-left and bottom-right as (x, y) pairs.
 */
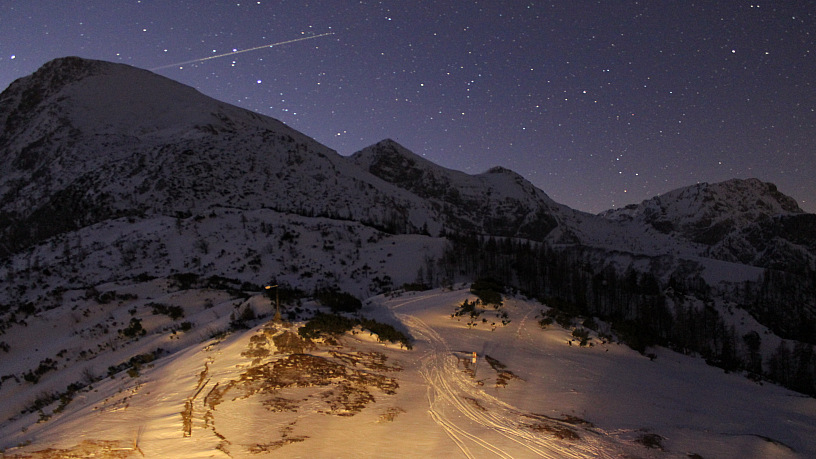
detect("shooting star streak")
(151, 32), (334, 71)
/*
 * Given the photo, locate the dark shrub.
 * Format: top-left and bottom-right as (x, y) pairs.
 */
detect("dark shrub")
(543, 307), (575, 328)
(316, 289), (362, 313)
(170, 272), (200, 290)
(121, 318), (146, 338)
(402, 282), (430, 292)
(538, 316), (554, 328)
(636, 433), (664, 450)
(298, 313), (357, 338)
(149, 302), (184, 320)
(571, 328), (591, 346)
(230, 305), (257, 330)
(454, 299), (479, 318)
(470, 278), (504, 306)
(359, 318), (412, 349)
(298, 313), (412, 349)
(612, 320), (654, 354)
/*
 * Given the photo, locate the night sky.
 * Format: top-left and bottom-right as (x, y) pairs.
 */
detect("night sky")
(2, 1), (814, 214)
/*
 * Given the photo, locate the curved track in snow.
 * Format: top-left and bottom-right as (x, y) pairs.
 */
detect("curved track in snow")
(392, 294), (624, 458)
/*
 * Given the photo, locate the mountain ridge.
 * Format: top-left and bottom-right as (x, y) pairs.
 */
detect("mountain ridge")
(2, 57), (815, 270)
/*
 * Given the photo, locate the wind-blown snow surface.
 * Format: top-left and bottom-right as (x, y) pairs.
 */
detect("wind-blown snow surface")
(2, 287), (813, 458)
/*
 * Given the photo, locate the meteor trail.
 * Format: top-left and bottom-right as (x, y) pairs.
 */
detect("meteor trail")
(150, 32), (334, 71)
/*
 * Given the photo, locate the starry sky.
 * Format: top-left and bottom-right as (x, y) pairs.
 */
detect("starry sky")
(2, 1), (814, 214)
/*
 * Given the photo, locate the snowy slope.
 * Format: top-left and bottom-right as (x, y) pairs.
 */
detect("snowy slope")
(2, 288), (813, 458)
(0, 207), (447, 307)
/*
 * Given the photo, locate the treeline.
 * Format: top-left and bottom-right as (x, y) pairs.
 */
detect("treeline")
(738, 268), (816, 344)
(434, 233), (816, 396)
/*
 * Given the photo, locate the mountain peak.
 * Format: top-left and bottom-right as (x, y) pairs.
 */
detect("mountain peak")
(708, 178), (802, 214)
(601, 177), (807, 261)
(654, 178), (803, 221)
(1, 56), (138, 112)
(13, 56), (105, 91)
(375, 138), (406, 149)
(1, 57), (103, 135)
(351, 138), (427, 170)
(349, 139), (449, 194)
(605, 178), (802, 221)
(1, 56), (265, 144)
(481, 165), (528, 183)
(485, 165), (513, 174)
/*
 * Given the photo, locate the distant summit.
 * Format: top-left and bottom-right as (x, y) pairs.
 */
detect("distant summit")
(602, 178), (812, 269)
(351, 138), (564, 240)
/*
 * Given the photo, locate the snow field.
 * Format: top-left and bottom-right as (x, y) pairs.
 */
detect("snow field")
(2, 287), (814, 458)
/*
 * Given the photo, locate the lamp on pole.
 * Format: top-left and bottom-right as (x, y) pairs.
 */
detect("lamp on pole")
(265, 284), (280, 322)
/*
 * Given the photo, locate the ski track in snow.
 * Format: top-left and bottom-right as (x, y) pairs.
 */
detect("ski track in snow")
(392, 295), (623, 458)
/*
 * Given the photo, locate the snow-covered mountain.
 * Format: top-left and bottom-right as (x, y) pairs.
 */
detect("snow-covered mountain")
(3, 57), (813, 268)
(1, 57), (815, 457)
(0, 57), (584, 261)
(0, 57), (424, 257)
(351, 139), (575, 241)
(601, 179), (816, 270)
